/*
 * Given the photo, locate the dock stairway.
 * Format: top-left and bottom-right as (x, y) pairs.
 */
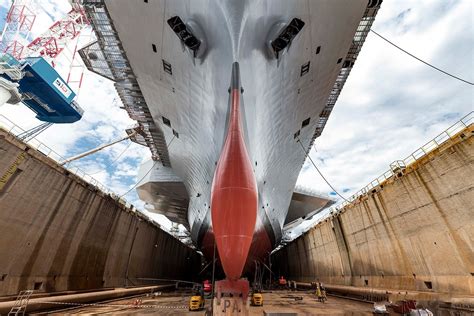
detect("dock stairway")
(8, 290), (33, 316)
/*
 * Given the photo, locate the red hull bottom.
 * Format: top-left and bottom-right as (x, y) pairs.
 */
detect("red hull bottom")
(201, 213), (273, 277)
(210, 63), (260, 280)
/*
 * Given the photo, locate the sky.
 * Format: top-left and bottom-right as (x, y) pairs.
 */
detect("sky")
(0, 0), (472, 238)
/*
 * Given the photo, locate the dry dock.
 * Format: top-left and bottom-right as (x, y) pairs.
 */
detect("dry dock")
(274, 120), (474, 309)
(0, 126), (200, 297)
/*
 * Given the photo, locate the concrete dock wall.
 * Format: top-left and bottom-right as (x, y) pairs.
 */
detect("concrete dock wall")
(275, 126), (474, 295)
(0, 129), (201, 296)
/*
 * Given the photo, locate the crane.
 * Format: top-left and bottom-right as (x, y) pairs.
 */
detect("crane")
(0, 0), (90, 138)
(60, 130), (138, 165)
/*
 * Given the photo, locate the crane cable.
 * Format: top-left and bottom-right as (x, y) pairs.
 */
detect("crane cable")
(370, 29), (474, 86)
(119, 135), (176, 198)
(296, 137), (349, 203)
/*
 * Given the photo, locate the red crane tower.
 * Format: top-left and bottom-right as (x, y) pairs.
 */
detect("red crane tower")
(0, 0), (36, 60)
(0, 1), (90, 90)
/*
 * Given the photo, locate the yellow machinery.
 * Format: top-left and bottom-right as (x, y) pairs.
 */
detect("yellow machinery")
(189, 294), (205, 311)
(189, 284), (205, 311)
(250, 292), (263, 306)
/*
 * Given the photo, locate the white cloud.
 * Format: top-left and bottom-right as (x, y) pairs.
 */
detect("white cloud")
(294, 0), (473, 236)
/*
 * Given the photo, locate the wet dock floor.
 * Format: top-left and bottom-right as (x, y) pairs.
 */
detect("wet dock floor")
(36, 290), (374, 315)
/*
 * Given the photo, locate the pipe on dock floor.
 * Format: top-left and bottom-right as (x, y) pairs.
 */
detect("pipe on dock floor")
(294, 282), (390, 301)
(0, 285), (173, 314)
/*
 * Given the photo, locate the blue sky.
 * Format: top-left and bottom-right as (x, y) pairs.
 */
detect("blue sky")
(0, 0), (472, 236)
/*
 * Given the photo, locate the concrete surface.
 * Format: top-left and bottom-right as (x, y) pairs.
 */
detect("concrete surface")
(275, 125), (474, 296)
(40, 290), (374, 315)
(0, 129), (201, 296)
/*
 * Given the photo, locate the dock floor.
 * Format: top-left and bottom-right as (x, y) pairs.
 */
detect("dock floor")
(36, 290), (374, 315)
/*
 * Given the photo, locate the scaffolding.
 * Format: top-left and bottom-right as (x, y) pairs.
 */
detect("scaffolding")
(78, 2), (169, 166)
(309, 3), (383, 149)
(0, 1), (36, 60)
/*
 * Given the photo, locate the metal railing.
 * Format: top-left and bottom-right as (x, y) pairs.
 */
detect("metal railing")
(0, 114), (130, 205)
(327, 111), (473, 215)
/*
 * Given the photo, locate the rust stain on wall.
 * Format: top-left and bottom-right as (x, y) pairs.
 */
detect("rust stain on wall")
(275, 125), (474, 294)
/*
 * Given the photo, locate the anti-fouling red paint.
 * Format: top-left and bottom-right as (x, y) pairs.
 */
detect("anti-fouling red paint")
(211, 62), (257, 280)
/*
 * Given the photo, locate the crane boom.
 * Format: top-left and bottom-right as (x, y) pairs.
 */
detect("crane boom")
(60, 131), (137, 165)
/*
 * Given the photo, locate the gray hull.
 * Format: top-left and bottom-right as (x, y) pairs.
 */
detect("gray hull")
(82, 0), (382, 258)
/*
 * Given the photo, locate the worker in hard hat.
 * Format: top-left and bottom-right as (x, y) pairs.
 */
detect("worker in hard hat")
(320, 283), (327, 303)
(316, 283), (322, 302)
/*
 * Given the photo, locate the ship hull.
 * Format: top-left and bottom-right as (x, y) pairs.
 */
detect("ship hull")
(98, 0), (378, 274)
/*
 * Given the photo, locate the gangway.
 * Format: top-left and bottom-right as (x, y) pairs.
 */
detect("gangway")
(17, 121), (52, 141)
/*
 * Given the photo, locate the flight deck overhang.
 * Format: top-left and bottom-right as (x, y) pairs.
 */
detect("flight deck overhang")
(306, 1), (382, 150)
(79, 2), (171, 165)
(80, 0), (383, 166)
